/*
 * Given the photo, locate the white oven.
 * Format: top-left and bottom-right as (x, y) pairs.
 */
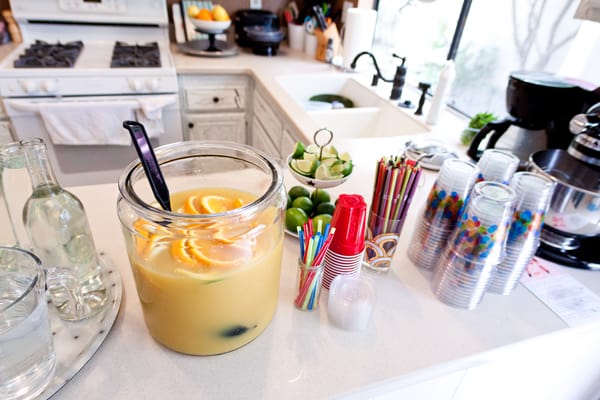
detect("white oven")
(0, 0), (183, 186)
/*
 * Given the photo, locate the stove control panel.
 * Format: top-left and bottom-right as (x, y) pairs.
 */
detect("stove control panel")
(1, 75), (178, 97)
(59, 0), (126, 14)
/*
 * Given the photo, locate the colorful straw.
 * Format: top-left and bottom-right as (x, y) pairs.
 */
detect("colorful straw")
(295, 224), (336, 310)
(370, 156), (422, 236)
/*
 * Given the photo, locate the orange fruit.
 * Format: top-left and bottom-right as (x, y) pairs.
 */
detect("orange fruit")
(200, 195), (244, 214)
(196, 8), (213, 21)
(170, 239), (197, 265)
(188, 239), (252, 267)
(133, 218), (168, 258)
(183, 194), (203, 214)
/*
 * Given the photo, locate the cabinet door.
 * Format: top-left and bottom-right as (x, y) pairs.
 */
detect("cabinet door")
(251, 118), (279, 160)
(0, 120), (14, 145)
(281, 127), (299, 160)
(253, 89), (282, 149)
(184, 112), (246, 143)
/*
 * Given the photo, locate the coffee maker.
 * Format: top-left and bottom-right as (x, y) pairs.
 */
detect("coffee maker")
(467, 71), (600, 164)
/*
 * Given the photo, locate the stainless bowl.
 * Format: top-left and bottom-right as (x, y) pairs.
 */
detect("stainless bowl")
(529, 149), (600, 249)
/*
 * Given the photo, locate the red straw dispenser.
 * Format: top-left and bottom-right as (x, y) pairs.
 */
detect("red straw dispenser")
(329, 194), (368, 256)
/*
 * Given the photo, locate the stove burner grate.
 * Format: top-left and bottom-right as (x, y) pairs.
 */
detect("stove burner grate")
(14, 40), (84, 68)
(110, 42), (161, 68)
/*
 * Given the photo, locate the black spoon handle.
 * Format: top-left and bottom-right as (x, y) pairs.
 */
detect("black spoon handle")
(123, 120), (171, 211)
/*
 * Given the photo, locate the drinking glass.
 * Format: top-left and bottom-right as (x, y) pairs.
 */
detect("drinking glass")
(407, 158), (479, 270)
(117, 141), (286, 355)
(0, 247), (56, 400)
(488, 172), (555, 295)
(431, 181), (516, 309)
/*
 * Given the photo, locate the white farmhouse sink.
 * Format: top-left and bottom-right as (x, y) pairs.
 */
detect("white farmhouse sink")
(276, 73), (430, 138)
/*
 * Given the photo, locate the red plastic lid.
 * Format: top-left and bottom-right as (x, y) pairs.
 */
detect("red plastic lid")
(329, 194), (367, 255)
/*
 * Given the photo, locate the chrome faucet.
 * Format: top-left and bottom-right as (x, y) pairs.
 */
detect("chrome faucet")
(350, 52), (407, 101)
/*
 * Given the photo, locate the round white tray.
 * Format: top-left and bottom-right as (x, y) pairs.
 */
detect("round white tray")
(39, 253), (123, 399)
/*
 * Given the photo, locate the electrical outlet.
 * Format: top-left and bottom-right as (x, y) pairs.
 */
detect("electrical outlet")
(250, 0), (262, 9)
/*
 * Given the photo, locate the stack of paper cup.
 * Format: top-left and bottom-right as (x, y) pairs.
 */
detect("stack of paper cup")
(322, 194), (367, 289)
(488, 172), (555, 295)
(407, 159), (479, 270)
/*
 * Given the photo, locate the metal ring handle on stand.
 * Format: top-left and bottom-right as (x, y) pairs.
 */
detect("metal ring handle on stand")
(313, 128), (333, 161)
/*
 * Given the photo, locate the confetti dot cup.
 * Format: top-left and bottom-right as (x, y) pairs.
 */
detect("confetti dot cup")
(476, 149), (519, 184)
(431, 181), (516, 309)
(408, 159), (479, 270)
(488, 172), (555, 295)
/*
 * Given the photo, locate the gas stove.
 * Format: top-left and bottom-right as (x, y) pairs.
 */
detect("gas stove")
(0, 0), (177, 97)
(0, 0), (183, 186)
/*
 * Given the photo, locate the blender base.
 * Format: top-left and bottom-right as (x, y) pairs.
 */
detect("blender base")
(537, 237), (600, 270)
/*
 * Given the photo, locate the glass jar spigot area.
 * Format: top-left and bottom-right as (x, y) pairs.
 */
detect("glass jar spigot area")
(117, 141), (286, 355)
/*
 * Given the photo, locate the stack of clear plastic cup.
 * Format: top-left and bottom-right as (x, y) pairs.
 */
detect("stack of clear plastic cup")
(488, 172), (555, 295)
(431, 181), (516, 310)
(476, 149), (519, 184)
(407, 159), (479, 270)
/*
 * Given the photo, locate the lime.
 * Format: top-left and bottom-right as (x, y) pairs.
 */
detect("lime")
(330, 160), (353, 177)
(291, 196), (313, 215)
(289, 158), (319, 177)
(310, 189), (331, 205)
(286, 194), (292, 209)
(339, 151), (352, 162)
(315, 201), (335, 215)
(311, 214), (332, 233)
(288, 185), (310, 200)
(320, 144), (338, 159)
(305, 144), (320, 154)
(314, 164), (343, 181)
(291, 141), (306, 158)
(285, 208), (309, 232)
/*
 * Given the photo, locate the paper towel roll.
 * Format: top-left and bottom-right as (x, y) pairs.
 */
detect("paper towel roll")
(342, 8), (378, 70)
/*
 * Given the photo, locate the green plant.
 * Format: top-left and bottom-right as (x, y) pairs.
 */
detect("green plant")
(460, 112), (497, 145)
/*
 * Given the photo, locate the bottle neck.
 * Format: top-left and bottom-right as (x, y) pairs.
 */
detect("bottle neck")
(21, 139), (60, 191)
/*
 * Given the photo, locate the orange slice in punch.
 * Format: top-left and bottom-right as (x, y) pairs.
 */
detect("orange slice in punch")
(200, 195), (245, 214)
(170, 239), (197, 265)
(133, 218), (168, 258)
(188, 239), (252, 267)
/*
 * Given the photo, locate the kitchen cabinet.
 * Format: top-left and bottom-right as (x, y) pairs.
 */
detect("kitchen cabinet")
(0, 120), (14, 145)
(251, 84), (301, 160)
(0, 104), (14, 145)
(179, 74), (250, 143)
(184, 112), (245, 143)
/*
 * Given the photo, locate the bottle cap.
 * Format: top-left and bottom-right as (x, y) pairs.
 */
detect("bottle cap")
(329, 194), (367, 256)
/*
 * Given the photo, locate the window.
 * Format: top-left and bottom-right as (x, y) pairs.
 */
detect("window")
(372, 0), (588, 118)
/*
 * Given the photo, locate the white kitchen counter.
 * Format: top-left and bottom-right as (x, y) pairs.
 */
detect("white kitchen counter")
(13, 44), (600, 399)
(48, 132), (600, 399)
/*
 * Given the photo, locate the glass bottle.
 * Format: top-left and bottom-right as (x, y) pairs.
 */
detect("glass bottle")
(21, 138), (107, 321)
(0, 142), (32, 248)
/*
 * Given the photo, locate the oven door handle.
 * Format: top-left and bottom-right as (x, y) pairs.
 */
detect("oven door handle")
(5, 99), (41, 113)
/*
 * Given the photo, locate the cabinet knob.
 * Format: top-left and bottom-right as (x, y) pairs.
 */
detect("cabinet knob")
(188, 122), (194, 128)
(212, 97), (220, 103)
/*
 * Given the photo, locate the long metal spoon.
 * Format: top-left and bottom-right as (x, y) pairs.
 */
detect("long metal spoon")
(123, 120), (171, 211)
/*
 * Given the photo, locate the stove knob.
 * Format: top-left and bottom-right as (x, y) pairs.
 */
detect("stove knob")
(128, 79), (143, 92)
(20, 80), (39, 94)
(146, 78), (160, 92)
(42, 80), (58, 94)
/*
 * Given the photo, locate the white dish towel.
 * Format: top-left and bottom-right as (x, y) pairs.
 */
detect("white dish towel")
(37, 95), (177, 146)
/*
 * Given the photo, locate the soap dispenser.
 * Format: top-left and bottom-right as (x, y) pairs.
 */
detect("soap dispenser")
(390, 55), (407, 100)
